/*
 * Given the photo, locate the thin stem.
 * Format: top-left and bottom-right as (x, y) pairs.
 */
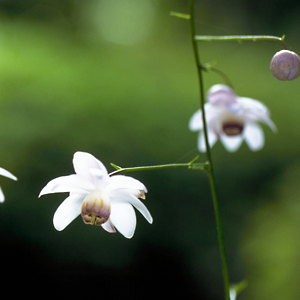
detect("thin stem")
(109, 158), (208, 176)
(195, 34), (287, 49)
(209, 67), (234, 89)
(189, 1), (230, 300)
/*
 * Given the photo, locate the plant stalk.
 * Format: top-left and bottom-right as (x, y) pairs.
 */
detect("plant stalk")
(189, 1), (230, 299)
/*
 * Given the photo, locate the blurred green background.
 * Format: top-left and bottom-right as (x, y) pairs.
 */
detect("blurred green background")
(0, 0), (300, 298)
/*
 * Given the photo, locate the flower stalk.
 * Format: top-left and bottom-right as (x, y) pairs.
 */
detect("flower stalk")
(109, 156), (208, 176)
(189, 1), (230, 300)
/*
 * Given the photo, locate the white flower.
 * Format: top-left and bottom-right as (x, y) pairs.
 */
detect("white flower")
(230, 289), (237, 300)
(189, 84), (277, 152)
(39, 151), (153, 238)
(0, 167), (17, 202)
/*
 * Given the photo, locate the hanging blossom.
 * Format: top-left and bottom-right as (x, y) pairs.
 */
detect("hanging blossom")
(189, 84), (277, 152)
(39, 151), (153, 238)
(0, 167), (17, 202)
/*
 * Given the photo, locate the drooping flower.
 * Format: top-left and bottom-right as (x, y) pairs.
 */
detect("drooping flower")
(39, 151), (152, 238)
(189, 84), (276, 152)
(0, 167), (17, 202)
(270, 50), (300, 81)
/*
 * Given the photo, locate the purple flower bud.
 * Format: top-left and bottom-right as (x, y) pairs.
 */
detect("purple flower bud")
(270, 50), (300, 81)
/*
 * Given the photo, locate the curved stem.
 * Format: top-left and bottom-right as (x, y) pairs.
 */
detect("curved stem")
(189, 1), (230, 300)
(209, 67), (234, 89)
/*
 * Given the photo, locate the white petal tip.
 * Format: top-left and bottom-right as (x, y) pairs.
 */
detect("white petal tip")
(124, 233), (134, 239)
(226, 148), (239, 153)
(146, 214), (153, 224)
(38, 188), (47, 198)
(54, 226), (64, 232)
(0, 168), (17, 181)
(53, 221), (66, 231)
(0, 188), (5, 203)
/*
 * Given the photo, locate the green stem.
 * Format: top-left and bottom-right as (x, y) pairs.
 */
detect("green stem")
(189, 1), (230, 300)
(209, 67), (234, 89)
(109, 157), (208, 176)
(195, 34), (287, 49)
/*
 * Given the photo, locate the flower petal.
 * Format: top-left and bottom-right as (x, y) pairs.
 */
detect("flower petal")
(237, 97), (269, 114)
(88, 168), (111, 190)
(237, 97), (277, 132)
(39, 174), (94, 197)
(189, 109), (203, 131)
(0, 167), (17, 181)
(101, 218), (116, 233)
(206, 102), (226, 123)
(220, 135), (243, 152)
(110, 192), (152, 224)
(73, 152), (108, 181)
(127, 196), (152, 224)
(207, 84), (236, 104)
(110, 201), (136, 238)
(230, 290), (237, 300)
(53, 193), (85, 231)
(262, 117), (277, 133)
(0, 186), (5, 203)
(244, 123), (264, 151)
(107, 175), (147, 193)
(198, 130), (218, 152)
(189, 103), (224, 133)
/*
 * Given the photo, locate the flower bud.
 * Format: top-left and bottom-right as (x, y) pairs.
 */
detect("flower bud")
(270, 50), (300, 81)
(207, 84), (236, 105)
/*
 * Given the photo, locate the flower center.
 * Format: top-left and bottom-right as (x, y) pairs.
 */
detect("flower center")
(81, 191), (111, 226)
(222, 120), (244, 136)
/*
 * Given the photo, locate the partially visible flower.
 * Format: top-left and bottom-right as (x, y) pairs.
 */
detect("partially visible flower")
(230, 289), (237, 300)
(0, 167), (17, 202)
(270, 50), (300, 81)
(189, 84), (276, 152)
(230, 280), (248, 300)
(39, 151), (152, 238)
